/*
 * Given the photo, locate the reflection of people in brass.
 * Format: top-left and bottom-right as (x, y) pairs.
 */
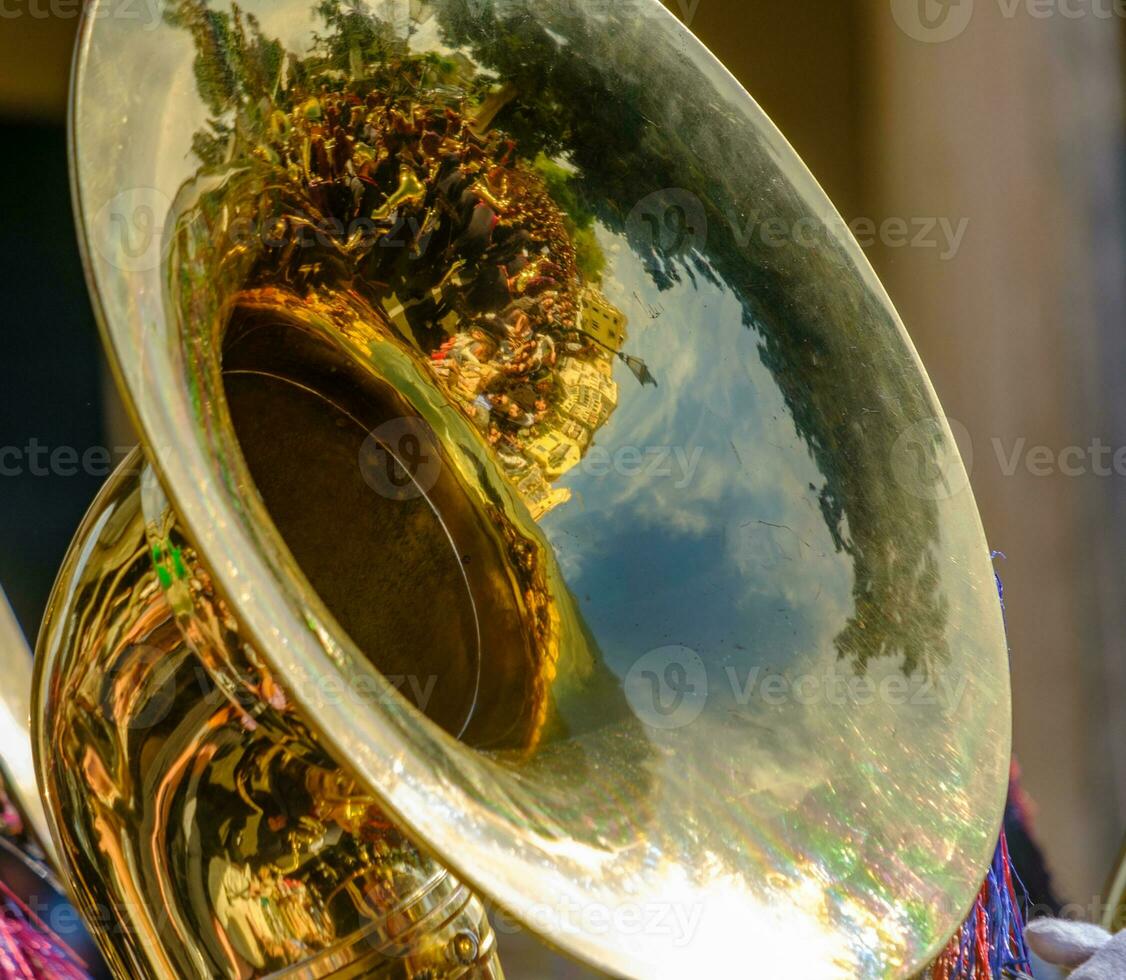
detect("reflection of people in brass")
(213, 859), (268, 970)
(245, 51), (628, 519)
(204, 735), (447, 972)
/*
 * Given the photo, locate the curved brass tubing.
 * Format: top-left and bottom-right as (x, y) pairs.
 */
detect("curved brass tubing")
(34, 451), (502, 979)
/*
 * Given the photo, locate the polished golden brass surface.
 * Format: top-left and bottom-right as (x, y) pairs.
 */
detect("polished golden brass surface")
(37, 0), (1014, 976)
(36, 450), (502, 978)
(1101, 838), (1126, 934)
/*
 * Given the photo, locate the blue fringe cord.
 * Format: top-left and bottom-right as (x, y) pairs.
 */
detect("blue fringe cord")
(929, 557), (1031, 980)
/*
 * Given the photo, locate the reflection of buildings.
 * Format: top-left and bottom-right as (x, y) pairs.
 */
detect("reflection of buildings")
(431, 287), (627, 520)
(576, 285), (628, 353)
(527, 429), (582, 478)
(558, 417), (591, 451)
(516, 468), (572, 518)
(500, 296), (625, 516)
(558, 355), (618, 429)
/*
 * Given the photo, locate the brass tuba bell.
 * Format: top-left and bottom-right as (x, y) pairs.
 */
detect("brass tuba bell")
(31, 0), (1012, 976)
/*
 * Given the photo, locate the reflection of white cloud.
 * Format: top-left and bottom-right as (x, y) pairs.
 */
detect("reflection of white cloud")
(545, 229), (855, 642)
(541, 230), (1006, 972)
(609, 462), (726, 537)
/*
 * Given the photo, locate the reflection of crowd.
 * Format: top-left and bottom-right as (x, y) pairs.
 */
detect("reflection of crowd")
(215, 859), (333, 969)
(207, 741), (435, 975)
(260, 68), (622, 517)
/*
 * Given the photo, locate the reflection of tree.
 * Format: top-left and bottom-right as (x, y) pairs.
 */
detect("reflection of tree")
(432, 0), (952, 677)
(749, 236), (952, 677)
(312, 0), (406, 69)
(533, 153), (605, 283)
(163, 1), (285, 166)
(165, 0), (956, 679)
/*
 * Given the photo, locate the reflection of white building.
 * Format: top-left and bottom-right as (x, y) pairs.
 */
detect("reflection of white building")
(558, 355), (615, 393)
(558, 417), (592, 450)
(527, 430), (582, 478)
(427, 292), (626, 520)
(557, 356), (618, 431)
(516, 465), (572, 519)
(577, 285), (628, 353)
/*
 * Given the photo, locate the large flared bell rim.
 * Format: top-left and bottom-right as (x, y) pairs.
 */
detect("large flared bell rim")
(67, 0), (1011, 975)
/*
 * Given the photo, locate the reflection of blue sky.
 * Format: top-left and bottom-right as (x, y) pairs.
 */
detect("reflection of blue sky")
(534, 226), (1009, 969)
(541, 225), (855, 685)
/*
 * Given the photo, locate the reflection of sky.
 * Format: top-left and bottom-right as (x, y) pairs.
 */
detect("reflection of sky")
(237, 0), (467, 60)
(535, 222), (1009, 971)
(541, 225), (854, 683)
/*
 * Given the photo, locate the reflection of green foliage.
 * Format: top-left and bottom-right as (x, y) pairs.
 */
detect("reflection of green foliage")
(533, 154), (605, 283)
(164, 1), (283, 113)
(532, 155), (585, 223)
(433, 0), (717, 293)
(168, 0), (957, 680)
(164, 0), (284, 163)
(313, 0), (406, 71)
(570, 224), (605, 284)
(163, 3), (237, 114)
(433, 0), (952, 678)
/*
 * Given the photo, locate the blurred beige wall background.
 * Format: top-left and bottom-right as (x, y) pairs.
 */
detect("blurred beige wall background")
(858, 2), (1126, 908)
(3, 0), (1125, 951)
(660, 0), (1126, 909)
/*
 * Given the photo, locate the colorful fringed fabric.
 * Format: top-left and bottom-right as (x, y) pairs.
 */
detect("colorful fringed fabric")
(929, 832), (1032, 980)
(0, 879), (91, 980)
(0, 786), (92, 980)
(929, 557), (1032, 980)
